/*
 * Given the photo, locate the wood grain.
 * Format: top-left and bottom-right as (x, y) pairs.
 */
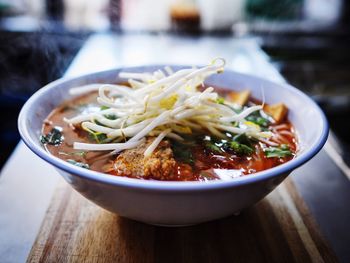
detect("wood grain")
(27, 178), (338, 263)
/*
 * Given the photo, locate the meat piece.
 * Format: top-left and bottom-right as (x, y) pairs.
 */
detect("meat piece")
(114, 137), (176, 180)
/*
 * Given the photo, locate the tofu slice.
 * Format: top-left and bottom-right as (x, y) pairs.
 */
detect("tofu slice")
(228, 90), (250, 106)
(263, 103), (288, 123)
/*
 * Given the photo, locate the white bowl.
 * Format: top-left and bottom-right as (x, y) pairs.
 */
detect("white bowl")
(18, 66), (328, 226)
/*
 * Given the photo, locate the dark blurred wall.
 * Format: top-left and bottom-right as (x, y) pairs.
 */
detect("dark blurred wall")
(340, 0), (350, 28)
(45, 0), (64, 20)
(0, 31), (86, 168)
(246, 0), (303, 20)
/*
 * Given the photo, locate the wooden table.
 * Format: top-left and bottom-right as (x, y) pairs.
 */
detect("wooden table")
(1, 33), (349, 263)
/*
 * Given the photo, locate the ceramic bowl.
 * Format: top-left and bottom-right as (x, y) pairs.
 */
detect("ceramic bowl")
(18, 66), (328, 226)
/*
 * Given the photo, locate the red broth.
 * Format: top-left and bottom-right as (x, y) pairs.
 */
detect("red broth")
(42, 88), (297, 181)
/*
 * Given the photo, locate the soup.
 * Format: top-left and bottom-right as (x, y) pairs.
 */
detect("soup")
(41, 59), (297, 181)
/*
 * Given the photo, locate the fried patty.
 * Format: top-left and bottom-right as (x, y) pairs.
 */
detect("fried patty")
(113, 137), (176, 180)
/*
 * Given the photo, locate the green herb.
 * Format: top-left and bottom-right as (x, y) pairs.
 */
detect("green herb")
(84, 126), (109, 144)
(222, 133), (254, 155)
(216, 97), (225, 104)
(100, 106), (109, 110)
(171, 141), (194, 165)
(94, 120), (107, 127)
(264, 144), (292, 158)
(246, 112), (270, 127)
(88, 132), (108, 144)
(40, 127), (64, 146)
(224, 141), (254, 156)
(104, 114), (117, 120)
(233, 107), (243, 114)
(232, 133), (252, 147)
(100, 105), (117, 120)
(203, 140), (223, 153)
(66, 159), (90, 169)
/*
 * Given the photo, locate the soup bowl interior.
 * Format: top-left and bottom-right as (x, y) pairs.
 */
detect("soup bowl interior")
(18, 66), (328, 226)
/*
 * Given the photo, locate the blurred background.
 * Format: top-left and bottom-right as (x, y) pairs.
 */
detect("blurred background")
(0, 0), (349, 168)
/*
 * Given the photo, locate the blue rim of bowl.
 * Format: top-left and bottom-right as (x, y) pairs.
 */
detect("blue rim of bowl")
(18, 67), (329, 191)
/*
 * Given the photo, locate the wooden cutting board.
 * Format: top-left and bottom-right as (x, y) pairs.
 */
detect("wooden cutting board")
(27, 178), (338, 263)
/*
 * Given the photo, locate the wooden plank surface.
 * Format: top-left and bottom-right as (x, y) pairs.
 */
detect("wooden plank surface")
(27, 178), (338, 263)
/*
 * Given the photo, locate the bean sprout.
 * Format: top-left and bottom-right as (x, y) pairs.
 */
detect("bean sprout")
(66, 59), (274, 156)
